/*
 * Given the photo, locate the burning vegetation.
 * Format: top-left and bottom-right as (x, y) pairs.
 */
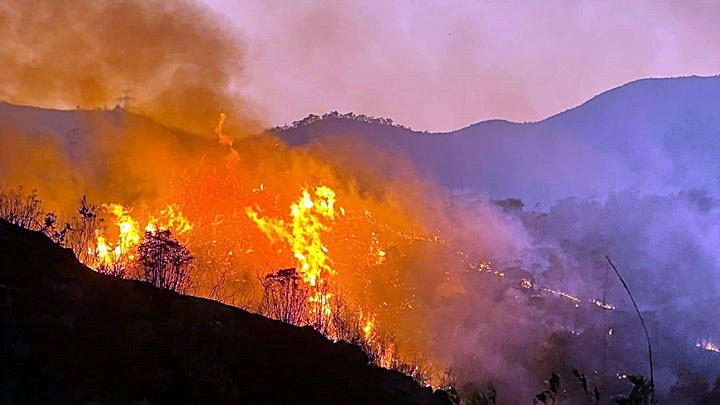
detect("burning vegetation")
(0, 104), (459, 385)
(0, 160), (443, 387)
(3, 107), (720, 401)
(2, 0), (720, 403)
(3, 106), (719, 401)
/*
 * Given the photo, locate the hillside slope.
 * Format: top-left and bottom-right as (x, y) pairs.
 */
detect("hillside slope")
(0, 102), (221, 209)
(277, 76), (720, 204)
(0, 220), (444, 404)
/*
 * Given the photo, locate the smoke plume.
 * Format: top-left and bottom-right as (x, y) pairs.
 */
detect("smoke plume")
(0, 0), (261, 134)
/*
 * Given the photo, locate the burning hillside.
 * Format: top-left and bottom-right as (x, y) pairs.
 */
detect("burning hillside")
(3, 0), (720, 403)
(4, 100), (720, 401)
(0, 106), (509, 385)
(0, 96), (546, 398)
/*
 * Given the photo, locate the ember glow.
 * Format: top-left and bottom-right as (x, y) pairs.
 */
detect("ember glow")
(696, 339), (720, 354)
(591, 299), (616, 311)
(542, 287), (582, 305)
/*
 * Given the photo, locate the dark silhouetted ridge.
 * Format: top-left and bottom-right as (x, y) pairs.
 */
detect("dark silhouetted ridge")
(275, 75), (720, 204)
(0, 219), (444, 404)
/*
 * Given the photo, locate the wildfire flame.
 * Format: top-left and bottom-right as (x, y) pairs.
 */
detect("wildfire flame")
(90, 204), (142, 268)
(363, 316), (376, 340)
(72, 113), (442, 381)
(215, 112), (240, 167)
(147, 204), (194, 235)
(246, 186), (338, 287)
(246, 186), (344, 334)
(696, 338), (720, 353)
(89, 203), (193, 272)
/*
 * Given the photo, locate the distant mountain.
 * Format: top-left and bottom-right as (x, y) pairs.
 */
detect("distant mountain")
(2, 76), (719, 205)
(0, 219), (444, 403)
(0, 102), (219, 207)
(0, 101), (208, 149)
(276, 76), (720, 204)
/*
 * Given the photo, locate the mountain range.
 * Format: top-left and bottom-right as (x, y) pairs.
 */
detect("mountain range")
(276, 75), (720, 204)
(2, 75), (719, 205)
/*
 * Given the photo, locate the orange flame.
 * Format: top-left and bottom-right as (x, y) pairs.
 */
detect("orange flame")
(246, 186), (338, 286)
(89, 203), (142, 268)
(215, 112), (240, 167)
(696, 338), (720, 353)
(88, 203), (193, 271)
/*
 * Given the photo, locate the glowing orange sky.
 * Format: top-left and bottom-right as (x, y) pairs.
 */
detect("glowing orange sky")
(203, 0), (720, 132)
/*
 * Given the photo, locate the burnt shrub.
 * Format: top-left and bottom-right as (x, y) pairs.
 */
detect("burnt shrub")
(137, 229), (193, 293)
(259, 268), (309, 326)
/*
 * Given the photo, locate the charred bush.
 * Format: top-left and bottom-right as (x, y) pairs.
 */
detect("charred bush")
(64, 195), (104, 264)
(259, 268), (309, 325)
(41, 211), (72, 245)
(137, 229), (193, 293)
(0, 185), (44, 230)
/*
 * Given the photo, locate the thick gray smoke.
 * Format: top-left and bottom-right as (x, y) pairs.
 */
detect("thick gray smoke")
(0, 0), (261, 135)
(420, 189), (720, 401)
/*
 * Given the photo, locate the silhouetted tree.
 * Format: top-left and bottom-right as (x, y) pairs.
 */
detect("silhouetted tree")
(137, 229), (193, 293)
(0, 185), (44, 230)
(259, 268), (308, 326)
(65, 195), (104, 263)
(493, 198), (525, 213)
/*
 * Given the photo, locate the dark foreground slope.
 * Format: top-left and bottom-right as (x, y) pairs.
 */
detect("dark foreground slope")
(0, 220), (443, 404)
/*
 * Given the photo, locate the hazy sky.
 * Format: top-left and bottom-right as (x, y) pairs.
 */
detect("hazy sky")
(203, 0), (720, 131)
